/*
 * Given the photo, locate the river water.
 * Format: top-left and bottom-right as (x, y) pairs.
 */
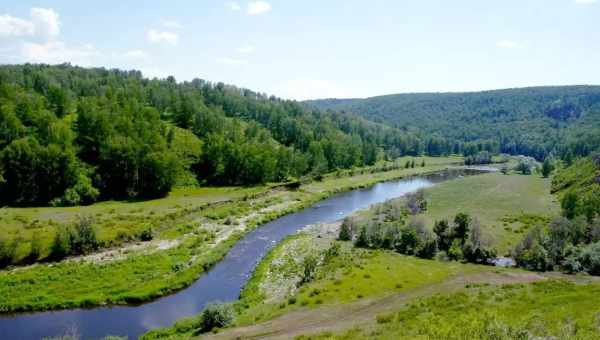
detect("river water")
(0, 168), (487, 340)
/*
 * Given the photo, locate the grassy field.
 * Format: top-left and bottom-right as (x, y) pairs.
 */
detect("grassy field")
(0, 156), (462, 313)
(419, 172), (559, 254)
(299, 279), (600, 339)
(352, 171), (559, 255)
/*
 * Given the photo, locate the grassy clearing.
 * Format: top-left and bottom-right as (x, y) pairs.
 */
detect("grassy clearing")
(0, 156), (461, 313)
(420, 172), (559, 254)
(365, 171), (559, 254)
(299, 279), (600, 339)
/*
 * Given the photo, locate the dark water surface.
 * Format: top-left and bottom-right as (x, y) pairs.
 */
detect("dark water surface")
(0, 168), (487, 340)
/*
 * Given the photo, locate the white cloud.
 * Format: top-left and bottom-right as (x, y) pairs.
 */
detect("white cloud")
(0, 8), (60, 40)
(227, 2), (241, 11)
(0, 15), (35, 37)
(218, 57), (248, 66)
(161, 19), (183, 29)
(146, 29), (179, 45)
(277, 78), (348, 100)
(30, 8), (60, 39)
(247, 1), (271, 15)
(0, 8), (100, 66)
(123, 49), (148, 59)
(236, 44), (254, 54)
(496, 40), (523, 49)
(574, 0), (596, 4)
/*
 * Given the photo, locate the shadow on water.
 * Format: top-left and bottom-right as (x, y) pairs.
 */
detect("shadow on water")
(0, 168), (488, 340)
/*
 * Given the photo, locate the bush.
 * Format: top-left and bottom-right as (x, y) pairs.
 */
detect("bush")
(199, 302), (234, 333)
(514, 156), (535, 175)
(49, 225), (72, 261)
(338, 217), (354, 241)
(464, 151), (492, 165)
(300, 255), (319, 285)
(0, 235), (17, 268)
(49, 216), (99, 260)
(70, 216), (99, 255)
(139, 225), (154, 241)
(27, 233), (42, 262)
(463, 220), (496, 264)
(405, 189), (427, 215)
(579, 242), (600, 275)
(513, 227), (549, 271)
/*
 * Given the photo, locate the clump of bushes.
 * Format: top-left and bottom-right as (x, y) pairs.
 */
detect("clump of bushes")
(513, 214), (600, 275)
(198, 302), (234, 333)
(49, 215), (100, 260)
(340, 211), (496, 265)
(464, 151), (492, 166)
(0, 235), (18, 268)
(514, 156), (537, 175)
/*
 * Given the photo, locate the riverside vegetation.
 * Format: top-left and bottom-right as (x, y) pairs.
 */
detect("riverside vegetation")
(0, 155), (460, 312)
(142, 155), (600, 339)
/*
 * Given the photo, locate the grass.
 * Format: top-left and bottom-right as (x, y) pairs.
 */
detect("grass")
(298, 279), (600, 339)
(0, 156), (461, 313)
(235, 236), (482, 326)
(414, 172), (558, 254)
(0, 185), (268, 262)
(0, 231), (239, 312)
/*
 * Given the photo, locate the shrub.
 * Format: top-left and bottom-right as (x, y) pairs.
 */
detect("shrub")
(448, 239), (464, 261)
(338, 217), (354, 241)
(433, 219), (451, 251)
(139, 225), (154, 241)
(453, 213), (471, 243)
(514, 156), (535, 175)
(561, 191), (578, 220)
(579, 242), (600, 275)
(27, 233), (42, 262)
(300, 255), (319, 285)
(70, 215), (99, 255)
(513, 227), (549, 271)
(405, 189), (427, 215)
(463, 219), (496, 264)
(354, 226), (369, 248)
(198, 302), (234, 333)
(0, 235), (17, 268)
(50, 225), (72, 260)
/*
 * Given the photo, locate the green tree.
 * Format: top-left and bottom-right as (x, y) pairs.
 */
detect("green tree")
(541, 158), (554, 178)
(338, 217), (353, 241)
(453, 213), (471, 244)
(561, 191), (578, 220)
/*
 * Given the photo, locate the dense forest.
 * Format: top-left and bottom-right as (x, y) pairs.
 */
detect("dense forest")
(307, 86), (600, 160)
(0, 64), (429, 207)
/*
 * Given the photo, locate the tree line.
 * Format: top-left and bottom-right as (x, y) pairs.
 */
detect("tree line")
(309, 86), (600, 161)
(0, 64), (430, 206)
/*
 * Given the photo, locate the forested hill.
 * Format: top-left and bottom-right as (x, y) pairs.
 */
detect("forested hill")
(0, 64), (427, 206)
(307, 86), (600, 160)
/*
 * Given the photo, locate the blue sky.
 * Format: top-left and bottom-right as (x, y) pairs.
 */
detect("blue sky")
(0, 0), (598, 99)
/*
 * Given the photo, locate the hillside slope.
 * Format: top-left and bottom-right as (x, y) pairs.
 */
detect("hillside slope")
(307, 86), (600, 159)
(0, 64), (423, 206)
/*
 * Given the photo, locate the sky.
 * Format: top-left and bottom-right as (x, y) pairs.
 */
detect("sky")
(0, 0), (599, 100)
